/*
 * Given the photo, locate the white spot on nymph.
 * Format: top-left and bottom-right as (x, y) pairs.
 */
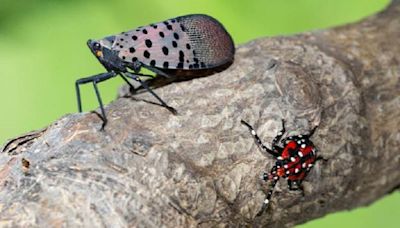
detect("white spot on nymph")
(295, 168), (300, 173)
(301, 139), (306, 142)
(284, 164), (288, 169)
(302, 163), (307, 168)
(251, 130), (256, 135)
(278, 131), (282, 135)
(299, 135), (303, 138)
(301, 144), (306, 148)
(272, 171), (276, 174)
(291, 157), (296, 162)
(308, 164), (313, 168)
(297, 140), (301, 144)
(298, 151), (304, 157)
(264, 199), (270, 204)
(274, 176), (279, 180)
(286, 170), (290, 174)
(277, 156), (283, 160)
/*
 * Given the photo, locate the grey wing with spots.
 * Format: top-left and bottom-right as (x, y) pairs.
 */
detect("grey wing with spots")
(112, 14), (234, 70)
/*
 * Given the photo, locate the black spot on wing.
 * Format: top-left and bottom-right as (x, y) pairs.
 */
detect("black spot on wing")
(145, 39), (152, 48)
(180, 24), (186, 32)
(179, 50), (184, 62)
(163, 21), (173, 30)
(143, 50), (150, 58)
(162, 46), (169, 55)
(163, 61), (169, 68)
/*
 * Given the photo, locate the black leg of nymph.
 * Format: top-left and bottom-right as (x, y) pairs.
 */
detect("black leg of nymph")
(306, 125), (318, 138)
(121, 72), (177, 114)
(288, 180), (305, 196)
(309, 147), (328, 163)
(257, 166), (279, 216)
(75, 71), (117, 128)
(315, 154), (328, 162)
(271, 119), (286, 152)
(241, 120), (280, 157)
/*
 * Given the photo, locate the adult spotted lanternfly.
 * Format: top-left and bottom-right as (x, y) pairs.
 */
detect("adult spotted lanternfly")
(75, 14), (235, 128)
(241, 119), (325, 215)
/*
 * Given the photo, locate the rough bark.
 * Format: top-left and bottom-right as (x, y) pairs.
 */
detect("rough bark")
(1, 2), (399, 227)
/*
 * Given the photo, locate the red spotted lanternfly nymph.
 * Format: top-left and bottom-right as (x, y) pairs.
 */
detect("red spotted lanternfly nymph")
(241, 119), (326, 216)
(75, 14), (235, 128)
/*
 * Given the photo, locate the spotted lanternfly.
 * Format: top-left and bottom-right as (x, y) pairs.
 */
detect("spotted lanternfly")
(241, 119), (325, 215)
(75, 14), (235, 128)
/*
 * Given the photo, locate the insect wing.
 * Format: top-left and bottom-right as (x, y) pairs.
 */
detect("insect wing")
(112, 14), (234, 70)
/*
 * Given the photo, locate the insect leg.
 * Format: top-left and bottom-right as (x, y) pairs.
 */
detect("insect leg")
(121, 72), (177, 114)
(288, 180), (305, 196)
(272, 119), (285, 153)
(141, 64), (171, 78)
(315, 155), (328, 165)
(92, 81), (107, 130)
(305, 125), (318, 138)
(75, 71), (116, 128)
(308, 146), (327, 163)
(119, 73), (159, 95)
(257, 166), (279, 216)
(119, 75), (136, 92)
(241, 120), (280, 157)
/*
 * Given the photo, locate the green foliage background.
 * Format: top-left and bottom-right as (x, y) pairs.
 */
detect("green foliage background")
(0, 0), (397, 227)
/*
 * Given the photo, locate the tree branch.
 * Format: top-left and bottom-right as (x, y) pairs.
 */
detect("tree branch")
(1, 2), (399, 227)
